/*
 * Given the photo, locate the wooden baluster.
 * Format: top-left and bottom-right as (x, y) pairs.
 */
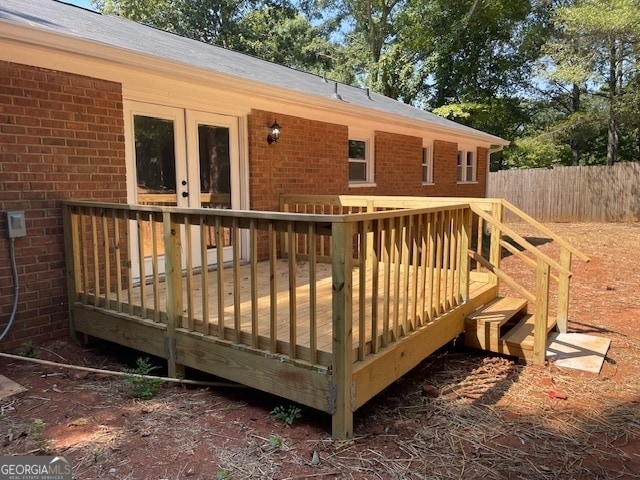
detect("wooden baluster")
(459, 208), (472, 303)
(488, 201), (503, 285)
(308, 223), (318, 364)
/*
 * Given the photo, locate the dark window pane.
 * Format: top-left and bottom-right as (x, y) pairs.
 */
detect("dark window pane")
(198, 124), (231, 208)
(348, 140), (366, 159)
(134, 115), (176, 195)
(349, 161), (367, 181)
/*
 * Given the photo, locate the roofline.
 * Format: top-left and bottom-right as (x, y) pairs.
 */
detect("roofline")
(0, 18), (510, 146)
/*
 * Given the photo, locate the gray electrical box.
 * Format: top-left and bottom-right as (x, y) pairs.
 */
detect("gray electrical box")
(6, 211), (26, 238)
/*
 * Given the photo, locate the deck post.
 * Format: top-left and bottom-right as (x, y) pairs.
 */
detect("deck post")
(62, 203), (80, 341)
(331, 220), (354, 440)
(459, 207), (472, 303)
(163, 210), (185, 378)
(556, 248), (572, 334)
(533, 258), (550, 365)
(488, 200), (503, 286)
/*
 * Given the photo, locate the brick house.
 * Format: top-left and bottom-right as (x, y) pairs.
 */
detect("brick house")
(0, 0), (508, 350)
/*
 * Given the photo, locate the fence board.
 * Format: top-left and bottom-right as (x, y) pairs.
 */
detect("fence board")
(488, 163), (640, 222)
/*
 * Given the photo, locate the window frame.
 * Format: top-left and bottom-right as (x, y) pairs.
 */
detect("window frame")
(456, 147), (477, 183)
(421, 143), (434, 185)
(348, 130), (374, 186)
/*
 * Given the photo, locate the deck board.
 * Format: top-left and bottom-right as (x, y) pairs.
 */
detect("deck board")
(122, 259), (487, 357)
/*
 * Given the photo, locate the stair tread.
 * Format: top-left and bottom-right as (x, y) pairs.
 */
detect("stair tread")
(466, 297), (528, 325)
(501, 314), (557, 346)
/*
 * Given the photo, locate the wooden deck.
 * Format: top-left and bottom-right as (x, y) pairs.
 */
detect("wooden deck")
(113, 260), (492, 364)
(62, 195), (587, 439)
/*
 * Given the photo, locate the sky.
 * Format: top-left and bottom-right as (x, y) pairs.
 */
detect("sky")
(60, 0), (97, 11)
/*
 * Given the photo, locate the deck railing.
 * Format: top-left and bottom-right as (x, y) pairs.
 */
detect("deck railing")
(281, 195), (590, 364)
(62, 200), (473, 367)
(62, 196), (587, 439)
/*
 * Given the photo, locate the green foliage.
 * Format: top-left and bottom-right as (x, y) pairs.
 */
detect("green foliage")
(502, 137), (569, 169)
(270, 405), (302, 426)
(123, 357), (164, 400)
(91, 0), (640, 167)
(268, 433), (283, 449)
(216, 472), (233, 480)
(29, 418), (47, 450)
(17, 341), (40, 358)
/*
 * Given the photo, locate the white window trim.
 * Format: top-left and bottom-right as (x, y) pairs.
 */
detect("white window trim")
(348, 130), (375, 186)
(457, 147), (478, 184)
(422, 142), (434, 185)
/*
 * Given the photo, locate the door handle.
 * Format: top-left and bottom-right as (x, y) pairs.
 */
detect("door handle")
(182, 191), (189, 198)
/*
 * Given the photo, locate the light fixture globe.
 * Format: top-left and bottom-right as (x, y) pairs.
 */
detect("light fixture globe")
(267, 120), (281, 144)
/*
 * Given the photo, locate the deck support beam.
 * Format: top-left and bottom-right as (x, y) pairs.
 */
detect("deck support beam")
(331, 221), (354, 440)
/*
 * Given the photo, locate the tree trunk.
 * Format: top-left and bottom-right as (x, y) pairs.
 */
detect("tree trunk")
(606, 39), (623, 166)
(571, 83), (580, 166)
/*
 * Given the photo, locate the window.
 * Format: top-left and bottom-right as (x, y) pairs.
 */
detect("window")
(348, 136), (373, 184)
(457, 148), (476, 182)
(422, 146), (433, 184)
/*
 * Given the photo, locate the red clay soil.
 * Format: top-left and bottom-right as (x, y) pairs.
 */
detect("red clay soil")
(1, 222), (639, 479)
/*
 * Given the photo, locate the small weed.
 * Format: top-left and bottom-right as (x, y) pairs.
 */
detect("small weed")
(216, 472), (233, 480)
(29, 418), (47, 450)
(91, 447), (103, 463)
(123, 357), (164, 400)
(270, 405), (302, 426)
(18, 341), (40, 358)
(268, 434), (283, 449)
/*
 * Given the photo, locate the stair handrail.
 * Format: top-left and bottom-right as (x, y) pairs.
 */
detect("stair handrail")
(470, 205), (571, 278)
(500, 199), (590, 263)
(469, 202), (571, 365)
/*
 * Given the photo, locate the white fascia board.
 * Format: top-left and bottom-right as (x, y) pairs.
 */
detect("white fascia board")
(0, 20), (509, 148)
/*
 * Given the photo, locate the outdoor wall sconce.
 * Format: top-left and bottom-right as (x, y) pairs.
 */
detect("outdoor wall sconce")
(267, 120), (281, 144)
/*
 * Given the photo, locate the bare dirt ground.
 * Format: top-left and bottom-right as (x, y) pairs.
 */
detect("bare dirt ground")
(1, 222), (639, 479)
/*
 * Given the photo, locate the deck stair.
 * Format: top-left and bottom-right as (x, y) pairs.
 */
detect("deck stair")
(465, 297), (558, 360)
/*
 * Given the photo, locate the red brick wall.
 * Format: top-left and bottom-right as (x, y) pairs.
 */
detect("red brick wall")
(248, 109), (348, 212)
(248, 111), (487, 205)
(424, 140), (487, 197)
(0, 61), (126, 350)
(348, 131), (423, 195)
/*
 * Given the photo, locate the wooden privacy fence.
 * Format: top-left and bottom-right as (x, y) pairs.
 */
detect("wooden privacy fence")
(488, 162), (640, 222)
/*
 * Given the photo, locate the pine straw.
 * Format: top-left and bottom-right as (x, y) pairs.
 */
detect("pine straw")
(200, 350), (640, 479)
(317, 353), (640, 480)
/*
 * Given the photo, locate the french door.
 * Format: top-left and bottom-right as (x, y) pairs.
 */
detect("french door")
(127, 102), (241, 277)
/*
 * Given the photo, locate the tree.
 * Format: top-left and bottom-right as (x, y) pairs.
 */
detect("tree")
(232, 5), (341, 76)
(549, 0), (640, 165)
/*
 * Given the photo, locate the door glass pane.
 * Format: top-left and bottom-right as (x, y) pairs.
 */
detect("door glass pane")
(198, 124), (231, 248)
(134, 115), (177, 206)
(134, 115), (177, 258)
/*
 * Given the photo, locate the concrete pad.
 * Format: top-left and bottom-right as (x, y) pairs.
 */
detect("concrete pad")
(546, 332), (611, 374)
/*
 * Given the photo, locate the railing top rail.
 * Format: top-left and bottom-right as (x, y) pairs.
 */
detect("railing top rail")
(281, 194), (498, 210)
(501, 199), (590, 263)
(63, 199), (471, 225)
(471, 204), (572, 278)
